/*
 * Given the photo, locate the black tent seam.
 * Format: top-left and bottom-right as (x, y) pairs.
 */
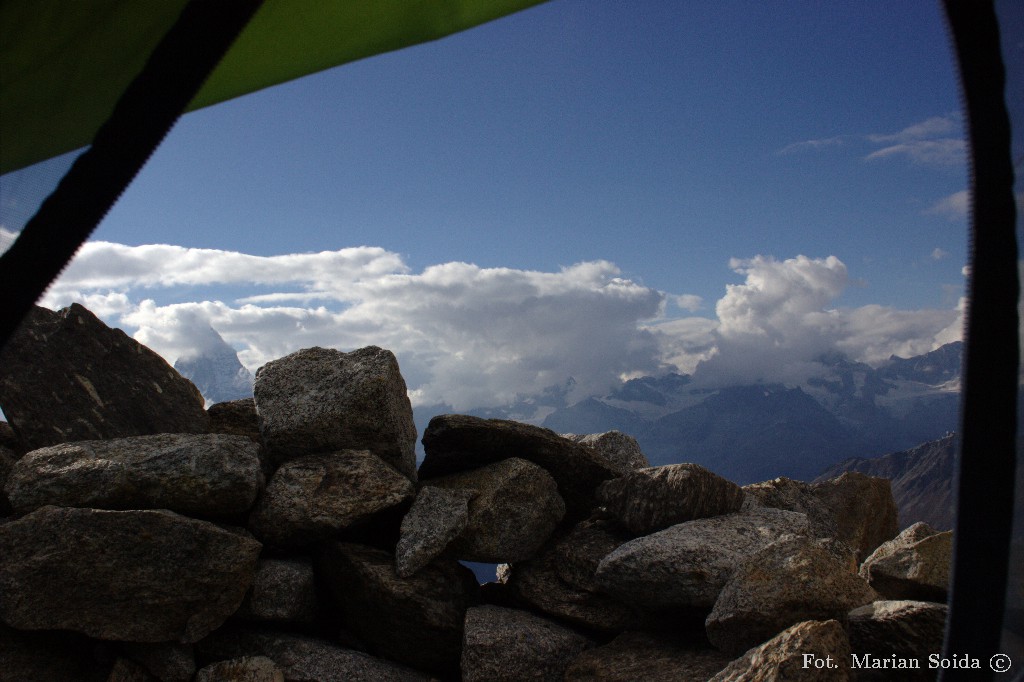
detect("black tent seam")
(0, 0), (263, 352)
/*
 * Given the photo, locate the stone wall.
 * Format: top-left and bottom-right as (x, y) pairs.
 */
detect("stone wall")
(0, 305), (952, 681)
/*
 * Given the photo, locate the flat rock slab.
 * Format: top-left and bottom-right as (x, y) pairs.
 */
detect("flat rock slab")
(461, 605), (594, 682)
(395, 485), (475, 577)
(426, 457), (565, 563)
(810, 471), (897, 561)
(249, 450), (415, 550)
(859, 522), (952, 602)
(0, 304), (208, 450)
(710, 619), (853, 681)
(420, 414), (624, 519)
(596, 463), (744, 534)
(0, 506), (261, 643)
(318, 542), (478, 676)
(5, 433), (263, 517)
(564, 631), (732, 681)
(706, 535), (878, 655)
(595, 507), (810, 609)
(562, 431), (650, 470)
(254, 346), (417, 479)
(198, 628), (432, 682)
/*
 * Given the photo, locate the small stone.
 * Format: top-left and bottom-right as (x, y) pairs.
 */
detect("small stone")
(194, 656), (284, 682)
(395, 486), (476, 577)
(235, 558), (317, 624)
(562, 431), (650, 470)
(859, 522), (952, 602)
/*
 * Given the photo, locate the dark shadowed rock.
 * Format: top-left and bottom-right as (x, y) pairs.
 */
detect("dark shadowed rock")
(107, 658), (160, 681)
(0, 304), (208, 450)
(810, 471), (897, 561)
(505, 536), (642, 633)
(122, 642), (195, 682)
(706, 535), (878, 655)
(859, 522), (952, 602)
(208, 398), (262, 443)
(254, 346), (417, 479)
(0, 623), (111, 682)
(249, 450), (415, 550)
(194, 656), (283, 682)
(742, 477), (840, 539)
(198, 628), (432, 681)
(709, 620), (853, 681)
(0, 444), (15, 515)
(553, 516), (634, 593)
(562, 431), (650, 470)
(318, 542), (478, 676)
(461, 605), (594, 682)
(426, 457), (565, 562)
(564, 631), (732, 681)
(596, 463), (744, 534)
(420, 414), (623, 519)
(235, 558), (317, 624)
(5, 433), (263, 517)
(594, 508), (810, 609)
(0, 506), (261, 643)
(847, 600), (947, 680)
(395, 485), (475, 577)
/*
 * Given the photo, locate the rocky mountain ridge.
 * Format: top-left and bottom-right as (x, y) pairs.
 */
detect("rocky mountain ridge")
(0, 304), (955, 680)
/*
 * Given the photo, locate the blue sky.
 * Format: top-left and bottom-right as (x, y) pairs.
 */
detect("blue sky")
(2, 1), (975, 409)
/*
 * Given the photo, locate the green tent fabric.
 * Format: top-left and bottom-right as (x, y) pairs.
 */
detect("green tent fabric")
(0, 0), (547, 174)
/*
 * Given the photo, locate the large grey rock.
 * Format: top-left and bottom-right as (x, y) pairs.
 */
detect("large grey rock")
(420, 414), (623, 519)
(594, 507), (810, 609)
(254, 346), (417, 479)
(318, 541), (478, 676)
(5, 433), (263, 517)
(596, 463), (744, 534)
(0, 623), (111, 682)
(461, 605), (594, 682)
(742, 477), (840, 539)
(395, 485), (475, 577)
(506, 536), (642, 633)
(709, 620), (853, 681)
(847, 600), (947, 681)
(426, 457), (565, 562)
(194, 657), (283, 682)
(198, 628), (432, 681)
(562, 431), (650, 470)
(0, 304), (208, 450)
(235, 558), (316, 624)
(249, 450), (415, 549)
(810, 471), (897, 561)
(859, 522), (952, 602)
(0, 506), (261, 643)
(706, 535), (878, 655)
(564, 631), (732, 681)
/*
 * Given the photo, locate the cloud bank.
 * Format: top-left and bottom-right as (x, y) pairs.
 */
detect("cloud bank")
(41, 242), (963, 409)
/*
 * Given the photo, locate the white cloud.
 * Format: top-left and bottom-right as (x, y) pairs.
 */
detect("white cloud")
(864, 115), (965, 167)
(926, 190), (969, 221)
(42, 241), (964, 409)
(777, 136), (846, 155)
(690, 255), (961, 387)
(931, 247), (950, 260)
